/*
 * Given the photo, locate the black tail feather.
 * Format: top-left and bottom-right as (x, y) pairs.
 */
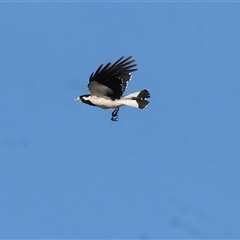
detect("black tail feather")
(137, 89), (150, 99)
(137, 99), (149, 109)
(131, 89), (150, 109)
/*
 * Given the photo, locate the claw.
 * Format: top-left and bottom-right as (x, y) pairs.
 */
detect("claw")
(111, 116), (118, 121)
(111, 108), (120, 122)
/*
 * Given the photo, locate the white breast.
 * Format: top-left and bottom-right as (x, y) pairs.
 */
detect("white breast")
(90, 96), (123, 109)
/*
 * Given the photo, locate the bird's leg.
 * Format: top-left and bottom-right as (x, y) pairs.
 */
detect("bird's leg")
(111, 108), (119, 121)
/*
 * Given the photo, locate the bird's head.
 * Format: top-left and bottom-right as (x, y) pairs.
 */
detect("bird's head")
(73, 94), (90, 102)
(73, 96), (82, 102)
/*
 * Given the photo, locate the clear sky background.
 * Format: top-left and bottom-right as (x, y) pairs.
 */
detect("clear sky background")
(1, 2), (240, 239)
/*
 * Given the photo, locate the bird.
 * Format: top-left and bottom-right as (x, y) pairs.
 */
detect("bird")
(74, 56), (150, 121)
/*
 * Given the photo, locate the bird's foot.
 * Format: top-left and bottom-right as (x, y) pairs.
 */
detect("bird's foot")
(111, 108), (119, 122)
(111, 116), (118, 121)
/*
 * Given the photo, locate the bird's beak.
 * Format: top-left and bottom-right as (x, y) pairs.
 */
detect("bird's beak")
(73, 97), (81, 101)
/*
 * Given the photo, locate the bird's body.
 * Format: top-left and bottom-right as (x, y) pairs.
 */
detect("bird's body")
(74, 56), (150, 121)
(81, 95), (123, 109)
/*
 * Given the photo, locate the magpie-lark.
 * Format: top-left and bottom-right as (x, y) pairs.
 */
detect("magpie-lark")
(74, 56), (150, 121)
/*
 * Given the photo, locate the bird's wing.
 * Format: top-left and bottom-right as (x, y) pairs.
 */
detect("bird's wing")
(88, 56), (137, 99)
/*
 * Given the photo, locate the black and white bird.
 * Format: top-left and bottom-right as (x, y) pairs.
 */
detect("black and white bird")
(74, 56), (150, 121)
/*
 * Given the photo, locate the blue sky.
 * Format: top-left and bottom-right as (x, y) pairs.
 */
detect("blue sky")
(1, 2), (240, 239)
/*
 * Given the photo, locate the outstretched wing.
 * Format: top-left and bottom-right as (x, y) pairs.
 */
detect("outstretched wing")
(88, 56), (137, 99)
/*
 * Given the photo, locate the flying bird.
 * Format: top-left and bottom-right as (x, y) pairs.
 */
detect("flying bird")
(74, 56), (150, 121)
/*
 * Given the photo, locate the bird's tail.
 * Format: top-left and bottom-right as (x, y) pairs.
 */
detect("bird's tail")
(121, 89), (150, 109)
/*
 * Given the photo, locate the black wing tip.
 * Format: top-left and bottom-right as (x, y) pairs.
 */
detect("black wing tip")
(89, 55), (138, 82)
(114, 56), (135, 65)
